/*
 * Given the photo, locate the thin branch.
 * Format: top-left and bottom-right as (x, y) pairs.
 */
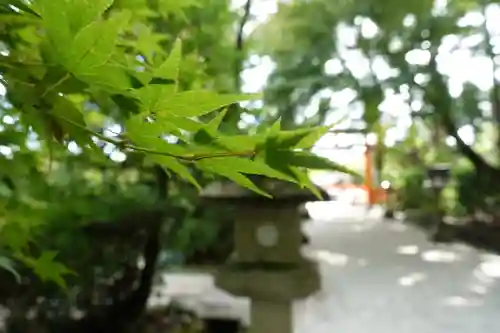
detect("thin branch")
(41, 73), (70, 98)
(234, 0), (253, 91)
(221, 0), (253, 128)
(426, 56), (499, 175)
(51, 112), (255, 161)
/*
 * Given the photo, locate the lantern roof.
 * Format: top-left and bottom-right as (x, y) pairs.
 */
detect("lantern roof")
(201, 176), (327, 205)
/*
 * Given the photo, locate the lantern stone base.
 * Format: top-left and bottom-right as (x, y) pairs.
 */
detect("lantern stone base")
(215, 258), (320, 302)
(248, 300), (293, 333)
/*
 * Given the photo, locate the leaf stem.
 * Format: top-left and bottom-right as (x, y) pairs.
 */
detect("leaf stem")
(41, 73), (71, 98)
(51, 112), (255, 161)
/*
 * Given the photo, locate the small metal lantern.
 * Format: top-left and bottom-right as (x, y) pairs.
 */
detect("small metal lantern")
(426, 164), (451, 191)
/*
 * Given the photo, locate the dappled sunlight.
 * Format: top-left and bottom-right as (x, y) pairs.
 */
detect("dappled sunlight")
(303, 213), (500, 330)
(421, 249), (461, 263)
(442, 296), (483, 308)
(473, 268), (498, 284)
(398, 272), (427, 287)
(307, 249), (350, 267)
(474, 255), (500, 281)
(469, 284), (488, 295)
(477, 261), (500, 278)
(396, 245), (420, 255)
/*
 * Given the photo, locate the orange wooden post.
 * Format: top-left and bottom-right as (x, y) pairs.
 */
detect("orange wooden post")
(364, 145), (374, 205)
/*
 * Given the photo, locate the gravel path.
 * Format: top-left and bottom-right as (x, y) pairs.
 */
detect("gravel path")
(298, 204), (500, 333)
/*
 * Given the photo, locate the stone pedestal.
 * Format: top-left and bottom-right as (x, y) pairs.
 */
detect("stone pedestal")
(201, 177), (325, 332)
(216, 259), (321, 333)
(248, 301), (292, 333)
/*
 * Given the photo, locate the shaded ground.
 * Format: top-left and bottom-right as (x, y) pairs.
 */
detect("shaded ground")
(298, 203), (500, 333)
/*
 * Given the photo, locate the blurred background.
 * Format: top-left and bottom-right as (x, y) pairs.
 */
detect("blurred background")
(3, 0), (500, 332)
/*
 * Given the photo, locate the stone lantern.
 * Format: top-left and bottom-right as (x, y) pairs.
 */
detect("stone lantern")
(426, 164), (451, 240)
(426, 164), (451, 192)
(200, 177), (322, 333)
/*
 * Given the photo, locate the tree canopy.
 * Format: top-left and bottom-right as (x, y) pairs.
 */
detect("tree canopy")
(4, 0), (500, 331)
(0, 1), (360, 331)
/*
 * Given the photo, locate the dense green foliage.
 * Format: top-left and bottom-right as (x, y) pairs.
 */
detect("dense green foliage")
(0, 0), (352, 285)
(0, 1), (362, 331)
